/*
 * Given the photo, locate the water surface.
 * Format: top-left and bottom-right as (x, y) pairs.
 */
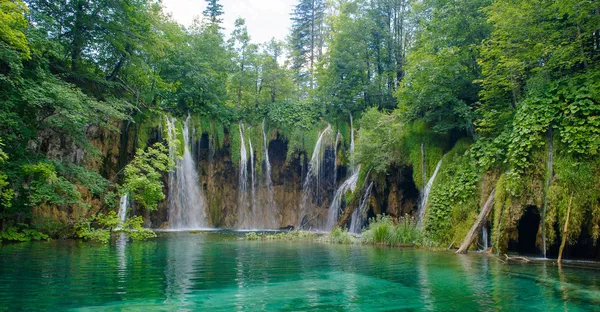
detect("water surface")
(1, 232), (599, 311)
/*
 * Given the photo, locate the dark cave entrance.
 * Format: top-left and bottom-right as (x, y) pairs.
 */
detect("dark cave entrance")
(509, 206), (541, 256)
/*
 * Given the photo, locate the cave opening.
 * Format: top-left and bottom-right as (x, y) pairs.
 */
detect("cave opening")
(509, 206), (541, 256)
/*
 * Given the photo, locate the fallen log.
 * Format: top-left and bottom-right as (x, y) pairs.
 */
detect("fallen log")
(456, 189), (496, 254)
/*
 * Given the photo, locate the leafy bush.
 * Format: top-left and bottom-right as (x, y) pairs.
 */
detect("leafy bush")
(324, 226), (355, 244)
(0, 226), (49, 243)
(361, 215), (423, 246)
(123, 143), (175, 211)
(124, 216), (157, 241)
(74, 212), (119, 244)
(74, 212), (156, 243)
(263, 230), (318, 240)
(245, 232), (261, 240)
(22, 161), (86, 209)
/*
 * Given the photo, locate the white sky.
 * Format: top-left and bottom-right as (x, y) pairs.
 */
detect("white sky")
(162, 0), (296, 44)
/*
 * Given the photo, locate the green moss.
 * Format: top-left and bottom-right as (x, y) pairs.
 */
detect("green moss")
(425, 140), (481, 247)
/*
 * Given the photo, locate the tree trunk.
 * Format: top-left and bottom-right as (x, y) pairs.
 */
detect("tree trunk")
(457, 189), (496, 254)
(557, 195), (573, 264)
(70, 0), (86, 72)
(336, 189), (364, 228)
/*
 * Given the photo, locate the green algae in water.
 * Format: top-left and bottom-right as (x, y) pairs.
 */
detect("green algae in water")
(1, 232), (600, 311)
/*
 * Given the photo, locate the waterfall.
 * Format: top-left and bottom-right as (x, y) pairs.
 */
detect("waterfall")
(334, 131), (342, 185)
(118, 194), (129, 225)
(326, 165), (360, 230)
(238, 122), (248, 193)
(262, 120), (278, 228)
(350, 182), (374, 234)
(349, 114), (355, 171)
(249, 135), (257, 227)
(237, 121), (251, 228)
(166, 115), (207, 230)
(417, 159), (442, 224)
(326, 114), (358, 231)
(481, 226), (489, 251)
(298, 124), (333, 229)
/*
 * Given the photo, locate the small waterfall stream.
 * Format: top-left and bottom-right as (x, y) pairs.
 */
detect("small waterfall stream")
(166, 115), (207, 229)
(350, 182), (374, 234)
(299, 124), (333, 229)
(326, 165), (360, 230)
(249, 135), (257, 226)
(417, 159), (442, 224)
(481, 226), (489, 251)
(328, 114), (363, 231)
(237, 122), (251, 228)
(262, 120), (278, 228)
(117, 194), (129, 225)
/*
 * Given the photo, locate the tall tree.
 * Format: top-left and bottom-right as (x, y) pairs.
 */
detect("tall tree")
(289, 0), (326, 91)
(228, 18), (258, 109)
(203, 0), (224, 28)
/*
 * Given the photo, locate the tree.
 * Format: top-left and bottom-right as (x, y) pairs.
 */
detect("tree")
(398, 0), (491, 136)
(123, 143), (175, 211)
(228, 18), (258, 109)
(203, 0), (224, 28)
(289, 0), (326, 91)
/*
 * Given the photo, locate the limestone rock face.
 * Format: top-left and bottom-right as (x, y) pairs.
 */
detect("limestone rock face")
(38, 119), (421, 231)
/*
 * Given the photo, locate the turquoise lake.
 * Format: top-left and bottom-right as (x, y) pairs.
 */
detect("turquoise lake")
(1, 231), (599, 311)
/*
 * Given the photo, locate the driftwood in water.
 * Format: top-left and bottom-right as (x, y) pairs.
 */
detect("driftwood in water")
(504, 254), (531, 263)
(558, 195), (573, 264)
(456, 189), (496, 254)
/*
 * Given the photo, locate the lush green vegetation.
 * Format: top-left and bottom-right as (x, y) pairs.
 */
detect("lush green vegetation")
(0, 0), (598, 256)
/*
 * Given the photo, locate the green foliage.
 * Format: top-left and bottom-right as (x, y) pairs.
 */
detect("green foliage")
(0, 226), (49, 243)
(546, 154), (600, 246)
(425, 141), (481, 245)
(263, 230), (317, 241)
(354, 108), (404, 173)
(245, 232), (260, 240)
(74, 212), (155, 243)
(0, 0), (30, 59)
(361, 215), (423, 247)
(124, 216), (157, 241)
(123, 143), (175, 211)
(74, 212), (119, 244)
(0, 140), (14, 209)
(267, 102), (319, 132)
(324, 226), (355, 244)
(22, 162), (86, 209)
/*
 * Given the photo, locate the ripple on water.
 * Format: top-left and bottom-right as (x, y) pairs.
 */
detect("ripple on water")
(1, 232), (600, 311)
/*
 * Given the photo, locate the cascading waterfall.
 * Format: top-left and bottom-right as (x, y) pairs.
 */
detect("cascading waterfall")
(262, 120), (278, 228)
(166, 115), (207, 229)
(237, 122), (251, 228)
(417, 159), (443, 224)
(350, 182), (374, 234)
(298, 124), (332, 229)
(327, 114), (360, 231)
(326, 165), (360, 230)
(117, 194), (129, 225)
(249, 136), (257, 227)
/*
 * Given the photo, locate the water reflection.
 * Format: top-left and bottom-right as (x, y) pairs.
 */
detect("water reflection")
(1, 233), (600, 310)
(164, 233), (204, 309)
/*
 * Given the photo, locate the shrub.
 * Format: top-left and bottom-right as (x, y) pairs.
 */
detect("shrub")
(0, 226), (49, 243)
(361, 215), (423, 246)
(325, 226), (355, 244)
